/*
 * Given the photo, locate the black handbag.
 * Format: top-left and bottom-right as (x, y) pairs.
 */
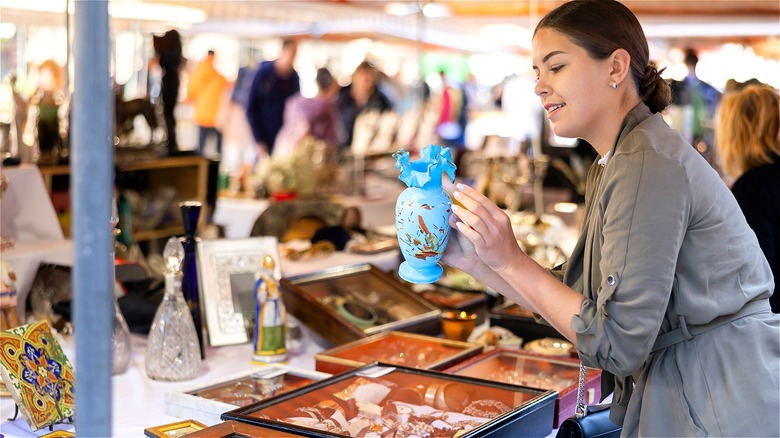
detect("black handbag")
(556, 364), (622, 438)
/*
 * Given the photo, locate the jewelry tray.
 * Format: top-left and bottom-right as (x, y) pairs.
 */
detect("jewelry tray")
(443, 348), (601, 427)
(314, 331), (483, 375)
(164, 364), (331, 425)
(221, 362), (557, 437)
(280, 264), (442, 345)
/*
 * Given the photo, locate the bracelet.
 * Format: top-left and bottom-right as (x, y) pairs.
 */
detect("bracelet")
(462, 399), (512, 418)
(336, 300), (377, 329)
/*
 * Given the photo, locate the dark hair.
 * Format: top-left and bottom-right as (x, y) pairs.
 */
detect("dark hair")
(282, 39), (296, 50)
(207, 50), (215, 56)
(534, 0), (670, 113)
(684, 48), (699, 66)
(315, 67), (333, 89)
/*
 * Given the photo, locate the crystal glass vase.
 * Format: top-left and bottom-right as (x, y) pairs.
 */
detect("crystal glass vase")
(393, 145), (457, 284)
(112, 297), (132, 375)
(145, 237), (202, 381)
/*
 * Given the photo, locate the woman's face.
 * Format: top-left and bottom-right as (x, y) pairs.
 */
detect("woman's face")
(532, 28), (613, 142)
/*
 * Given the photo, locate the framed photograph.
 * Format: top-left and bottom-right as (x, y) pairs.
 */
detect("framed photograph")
(144, 419), (207, 438)
(197, 237), (281, 346)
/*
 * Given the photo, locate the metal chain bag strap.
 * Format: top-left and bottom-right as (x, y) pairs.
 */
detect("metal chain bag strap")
(555, 364), (622, 438)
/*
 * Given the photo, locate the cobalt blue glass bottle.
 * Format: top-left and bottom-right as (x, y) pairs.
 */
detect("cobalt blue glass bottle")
(179, 201), (205, 358)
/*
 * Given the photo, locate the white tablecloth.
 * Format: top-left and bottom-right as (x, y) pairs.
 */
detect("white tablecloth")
(0, 164), (64, 242)
(1, 239), (74, 323)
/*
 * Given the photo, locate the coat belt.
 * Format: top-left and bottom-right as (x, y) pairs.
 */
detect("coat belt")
(651, 299), (770, 353)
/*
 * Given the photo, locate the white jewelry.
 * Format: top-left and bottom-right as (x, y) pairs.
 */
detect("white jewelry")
(611, 81), (618, 90)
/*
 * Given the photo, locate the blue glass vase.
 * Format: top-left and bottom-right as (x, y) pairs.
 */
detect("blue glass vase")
(179, 201), (205, 358)
(393, 145), (457, 284)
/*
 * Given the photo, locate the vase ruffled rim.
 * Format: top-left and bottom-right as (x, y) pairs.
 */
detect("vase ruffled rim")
(393, 145), (457, 189)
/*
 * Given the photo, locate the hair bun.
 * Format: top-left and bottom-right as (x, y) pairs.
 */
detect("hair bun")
(639, 64), (671, 113)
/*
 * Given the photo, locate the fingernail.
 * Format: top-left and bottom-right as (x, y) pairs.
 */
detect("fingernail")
(456, 183), (465, 190)
(451, 205), (459, 212)
(449, 213), (458, 222)
(453, 191), (460, 198)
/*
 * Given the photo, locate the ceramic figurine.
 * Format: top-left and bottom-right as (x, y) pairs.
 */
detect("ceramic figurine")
(253, 255), (287, 363)
(393, 145), (457, 284)
(0, 261), (20, 330)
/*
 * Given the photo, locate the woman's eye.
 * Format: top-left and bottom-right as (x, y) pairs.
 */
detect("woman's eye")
(551, 65), (563, 73)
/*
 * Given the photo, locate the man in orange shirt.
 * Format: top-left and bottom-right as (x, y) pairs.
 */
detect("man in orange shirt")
(188, 50), (228, 157)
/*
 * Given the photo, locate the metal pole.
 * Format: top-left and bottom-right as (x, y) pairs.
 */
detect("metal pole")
(72, 1), (113, 436)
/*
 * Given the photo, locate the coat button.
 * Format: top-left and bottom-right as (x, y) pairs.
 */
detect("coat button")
(607, 275), (616, 286)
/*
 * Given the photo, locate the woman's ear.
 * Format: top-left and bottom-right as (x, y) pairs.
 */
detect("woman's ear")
(609, 48), (632, 86)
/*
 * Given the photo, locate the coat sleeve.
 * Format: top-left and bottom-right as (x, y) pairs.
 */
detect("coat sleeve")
(573, 147), (691, 376)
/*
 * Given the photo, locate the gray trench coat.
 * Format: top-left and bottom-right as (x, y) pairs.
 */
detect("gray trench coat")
(556, 103), (779, 436)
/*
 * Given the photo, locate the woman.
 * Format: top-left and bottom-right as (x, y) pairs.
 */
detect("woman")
(715, 84), (780, 313)
(337, 60), (392, 150)
(443, 0), (779, 436)
(273, 67), (343, 160)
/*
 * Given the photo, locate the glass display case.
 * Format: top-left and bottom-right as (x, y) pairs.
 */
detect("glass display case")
(165, 365), (331, 425)
(443, 349), (601, 427)
(280, 264), (441, 345)
(315, 331), (483, 375)
(222, 363), (557, 437)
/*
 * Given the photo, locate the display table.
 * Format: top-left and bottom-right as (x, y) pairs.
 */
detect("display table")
(0, 314), (334, 438)
(0, 245), (400, 437)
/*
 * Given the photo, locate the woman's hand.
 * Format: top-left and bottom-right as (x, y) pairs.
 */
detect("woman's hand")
(443, 181), (524, 273)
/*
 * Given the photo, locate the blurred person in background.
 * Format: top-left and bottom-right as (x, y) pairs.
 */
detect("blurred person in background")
(716, 84), (780, 313)
(246, 39), (300, 158)
(152, 29), (184, 154)
(273, 67), (343, 160)
(670, 48), (721, 165)
(187, 50), (228, 158)
(337, 60), (392, 150)
(435, 69), (467, 150)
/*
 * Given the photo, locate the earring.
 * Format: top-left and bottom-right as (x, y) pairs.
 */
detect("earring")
(611, 81), (618, 90)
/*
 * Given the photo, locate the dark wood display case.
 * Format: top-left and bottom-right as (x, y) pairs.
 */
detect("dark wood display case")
(222, 362), (557, 437)
(443, 348), (601, 427)
(314, 331), (483, 375)
(489, 300), (565, 342)
(280, 264), (441, 345)
(182, 420), (304, 437)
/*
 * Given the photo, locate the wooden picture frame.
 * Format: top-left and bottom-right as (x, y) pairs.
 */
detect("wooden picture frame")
(144, 419), (207, 438)
(197, 237), (281, 346)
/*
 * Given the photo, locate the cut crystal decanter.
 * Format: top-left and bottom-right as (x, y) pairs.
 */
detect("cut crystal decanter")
(145, 237), (202, 381)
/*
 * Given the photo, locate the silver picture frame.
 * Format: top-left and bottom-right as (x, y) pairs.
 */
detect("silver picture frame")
(197, 237), (281, 346)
